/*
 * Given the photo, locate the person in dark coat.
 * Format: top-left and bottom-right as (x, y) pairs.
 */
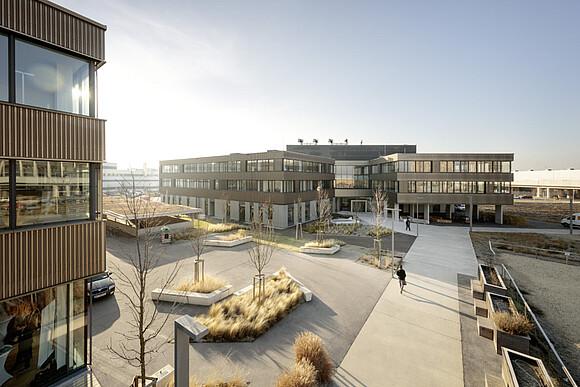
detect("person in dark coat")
(396, 264), (407, 294)
(405, 217), (411, 231)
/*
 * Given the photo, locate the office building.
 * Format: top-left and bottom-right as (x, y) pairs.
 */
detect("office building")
(160, 145), (513, 227)
(160, 150), (334, 229)
(103, 163), (159, 196)
(0, 1), (106, 385)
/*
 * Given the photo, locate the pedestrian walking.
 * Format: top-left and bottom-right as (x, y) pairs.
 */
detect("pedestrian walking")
(396, 264), (407, 294)
(405, 217), (411, 231)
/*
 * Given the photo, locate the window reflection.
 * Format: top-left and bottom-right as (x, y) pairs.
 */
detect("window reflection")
(0, 160), (8, 229)
(0, 35), (7, 101)
(0, 280), (86, 386)
(15, 40), (90, 115)
(16, 161), (90, 226)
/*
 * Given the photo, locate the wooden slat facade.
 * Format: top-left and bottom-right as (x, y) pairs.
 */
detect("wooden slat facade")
(0, 220), (106, 300)
(0, 0), (106, 62)
(0, 103), (106, 162)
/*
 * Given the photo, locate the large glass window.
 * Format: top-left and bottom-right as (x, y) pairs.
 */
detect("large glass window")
(15, 161), (90, 226)
(15, 40), (90, 115)
(0, 34), (8, 101)
(0, 280), (87, 387)
(0, 159), (8, 228)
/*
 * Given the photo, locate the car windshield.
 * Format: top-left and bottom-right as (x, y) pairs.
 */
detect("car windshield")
(91, 273), (109, 281)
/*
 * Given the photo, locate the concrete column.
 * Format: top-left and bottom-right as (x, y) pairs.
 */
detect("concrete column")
(424, 204), (430, 224)
(445, 205), (452, 219)
(546, 187), (550, 198)
(495, 205), (503, 225)
(394, 203), (400, 221)
(474, 205), (479, 220)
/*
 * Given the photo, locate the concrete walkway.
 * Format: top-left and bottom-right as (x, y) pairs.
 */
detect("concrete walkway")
(335, 217), (479, 386)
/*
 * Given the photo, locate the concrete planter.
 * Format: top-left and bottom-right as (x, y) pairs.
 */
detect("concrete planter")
(478, 264), (507, 296)
(152, 285), (233, 306)
(487, 292), (530, 355)
(300, 245), (341, 255)
(502, 348), (554, 387)
(204, 236), (253, 247)
(233, 270), (313, 302)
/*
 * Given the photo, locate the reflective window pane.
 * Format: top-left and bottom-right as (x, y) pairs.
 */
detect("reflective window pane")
(15, 40), (90, 115)
(0, 160), (8, 228)
(16, 161), (90, 226)
(0, 34), (7, 101)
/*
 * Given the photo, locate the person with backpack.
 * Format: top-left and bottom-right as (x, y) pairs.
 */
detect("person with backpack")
(396, 264), (407, 294)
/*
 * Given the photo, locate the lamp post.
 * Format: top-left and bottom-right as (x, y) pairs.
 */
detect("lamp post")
(386, 206), (396, 278)
(416, 196), (424, 237)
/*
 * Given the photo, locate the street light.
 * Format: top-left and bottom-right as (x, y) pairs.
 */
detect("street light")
(386, 206), (396, 278)
(416, 196), (424, 237)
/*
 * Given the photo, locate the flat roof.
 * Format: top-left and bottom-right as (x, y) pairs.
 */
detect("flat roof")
(103, 196), (201, 221)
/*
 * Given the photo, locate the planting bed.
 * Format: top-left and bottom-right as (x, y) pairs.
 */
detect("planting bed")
(502, 348), (554, 387)
(195, 270), (304, 342)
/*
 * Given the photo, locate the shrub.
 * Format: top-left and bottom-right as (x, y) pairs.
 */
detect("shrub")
(293, 332), (334, 384)
(492, 310), (533, 335)
(304, 239), (345, 248)
(275, 358), (318, 387)
(175, 275), (228, 294)
(196, 271), (303, 341)
(366, 226), (392, 237)
(219, 229), (247, 241)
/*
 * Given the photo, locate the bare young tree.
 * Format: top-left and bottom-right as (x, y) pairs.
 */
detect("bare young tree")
(315, 184), (332, 244)
(247, 202), (276, 304)
(189, 225), (209, 283)
(108, 172), (181, 387)
(295, 196), (303, 240)
(369, 184), (389, 267)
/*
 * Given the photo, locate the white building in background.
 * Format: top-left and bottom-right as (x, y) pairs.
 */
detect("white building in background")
(513, 169), (580, 200)
(103, 163), (159, 196)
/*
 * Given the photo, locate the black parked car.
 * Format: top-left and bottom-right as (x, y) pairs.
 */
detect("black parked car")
(88, 271), (115, 299)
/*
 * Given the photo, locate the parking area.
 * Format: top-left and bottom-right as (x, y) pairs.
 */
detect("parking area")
(90, 234), (396, 386)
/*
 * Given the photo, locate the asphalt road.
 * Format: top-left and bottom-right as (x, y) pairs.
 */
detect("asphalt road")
(89, 234), (398, 386)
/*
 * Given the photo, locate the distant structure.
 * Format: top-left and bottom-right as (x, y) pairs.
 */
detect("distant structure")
(103, 162), (159, 196)
(513, 169), (579, 200)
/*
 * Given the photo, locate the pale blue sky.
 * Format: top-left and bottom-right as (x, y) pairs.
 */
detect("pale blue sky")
(58, 0), (580, 170)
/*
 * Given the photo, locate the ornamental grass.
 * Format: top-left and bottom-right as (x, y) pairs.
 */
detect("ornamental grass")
(303, 239), (346, 248)
(219, 229), (247, 241)
(275, 358), (317, 387)
(195, 270), (303, 341)
(175, 275), (228, 294)
(492, 309), (533, 335)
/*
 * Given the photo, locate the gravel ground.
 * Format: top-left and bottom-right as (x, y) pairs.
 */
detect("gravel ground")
(495, 251), (580, 383)
(471, 232), (580, 383)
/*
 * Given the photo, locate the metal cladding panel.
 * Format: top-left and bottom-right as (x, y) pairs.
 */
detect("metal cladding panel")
(0, 220), (106, 300)
(0, 103), (105, 162)
(0, 0), (106, 62)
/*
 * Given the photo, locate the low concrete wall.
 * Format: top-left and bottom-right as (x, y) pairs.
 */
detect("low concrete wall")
(152, 285), (233, 306)
(204, 236), (253, 247)
(300, 245), (341, 255)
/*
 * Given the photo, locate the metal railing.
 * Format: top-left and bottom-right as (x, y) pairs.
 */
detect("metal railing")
(490, 240), (579, 265)
(489, 241), (577, 386)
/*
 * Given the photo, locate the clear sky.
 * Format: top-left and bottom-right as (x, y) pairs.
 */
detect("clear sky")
(58, 0), (580, 171)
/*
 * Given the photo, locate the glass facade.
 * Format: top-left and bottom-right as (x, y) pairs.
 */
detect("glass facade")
(15, 40), (90, 115)
(0, 160), (93, 229)
(0, 160), (7, 229)
(15, 161), (90, 226)
(335, 165), (368, 189)
(406, 180), (510, 194)
(0, 34), (7, 101)
(0, 280), (86, 387)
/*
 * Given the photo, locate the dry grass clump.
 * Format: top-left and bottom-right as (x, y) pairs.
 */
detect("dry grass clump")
(208, 223), (240, 233)
(175, 275), (228, 293)
(275, 358), (318, 387)
(304, 239), (346, 248)
(196, 270), (303, 341)
(492, 309), (534, 335)
(276, 332), (334, 386)
(294, 332), (334, 384)
(366, 226), (392, 237)
(219, 229), (247, 241)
